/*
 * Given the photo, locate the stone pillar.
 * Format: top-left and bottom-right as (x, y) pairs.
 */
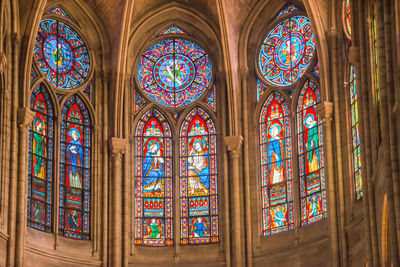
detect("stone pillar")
(109, 138), (128, 266)
(14, 108), (35, 267)
(317, 102), (340, 267)
(224, 135), (243, 267)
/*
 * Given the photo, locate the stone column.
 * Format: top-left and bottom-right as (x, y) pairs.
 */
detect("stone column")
(224, 135), (243, 267)
(14, 108), (35, 267)
(317, 102), (340, 267)
(109, 138), (128, 266)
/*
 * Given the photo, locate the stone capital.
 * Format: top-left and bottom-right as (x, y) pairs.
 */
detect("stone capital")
(109, 137), (128, 155)
(17, 108), (35, 129)
(317, 101), (334, 125)
(224, 135), (243, 155)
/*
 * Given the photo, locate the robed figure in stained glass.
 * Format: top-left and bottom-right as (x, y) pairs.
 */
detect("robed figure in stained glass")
(33, 116), (46, 178)
(145, 218), (163, 239)
(267, 123), (284, 184)
(272, 205), (286, 228)
(191, 217), (207, 238)
(66, 128), (83, 188)
(143, 139), (164, 194)
(304, 112), (319, 173)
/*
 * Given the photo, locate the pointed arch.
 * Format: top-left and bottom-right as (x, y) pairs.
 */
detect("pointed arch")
(297, 80), (327, 225)
(259, 92), (294, 235)
(27, 83), (55, 232)
(59, 95), (91, 240)
(134, 109), (173, 246)
(179, 107), (218, 244)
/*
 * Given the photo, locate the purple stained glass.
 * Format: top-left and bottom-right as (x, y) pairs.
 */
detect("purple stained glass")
(259, 16), (315, 86)
(28, 84), (54, 233)
(34, 19), (90, 89)
(180, 108), (218, 245)
(59, 95), (91, 240)
(137, 39), (212, 107)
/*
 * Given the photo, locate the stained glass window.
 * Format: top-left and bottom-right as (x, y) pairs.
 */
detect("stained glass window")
(83, 82), (93, 103)
(258, 16), (315, 86)
(47, 6), (71, 21)
(31, 65), (38, 82)
(134, 109), (173, 246)
(277, 4), (300, 18)
(257, 80), (268, 101)
(134, 92), (146, 114)
(59, 96), (91, 240)
(205, 86), (216, 112)
(160, 25), (188, 36)
(34, 19), (90, 89)
(313, 61), (320, 77)
(349, 65), (362, 199)
(260, 93), (294, 235)
(180, 108), (218, 244)
(137, 38), (212, 107)
(27, 84), (54, 232)
(371, 5), (381, 141)
(343, 0), (352, 37)
(297, 80), (327, 225)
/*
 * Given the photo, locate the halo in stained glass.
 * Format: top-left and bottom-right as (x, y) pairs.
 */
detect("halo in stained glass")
(258, 16), (315, 86)
(34, 19), (90, 89)
(138, 39), (212, 107)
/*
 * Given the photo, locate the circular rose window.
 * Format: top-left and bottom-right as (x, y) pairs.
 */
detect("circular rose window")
(138, 39), (212, 107)
(258, 16), (315, 86)
(34, 19), (90, 89)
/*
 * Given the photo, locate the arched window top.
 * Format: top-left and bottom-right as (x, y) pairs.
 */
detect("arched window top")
(260, 92), (289, 123)
(180, 107), (216, 136)
(61, 95), (91, 126)
(137, 38), (213, 107)
(34, 18), (90, 89)
(343, 0), (352, 38)
(258, 15), (315, 87)
(46, 6), (71, 21)
(31, 84), (54, 116)
(297, 80), (320, 112)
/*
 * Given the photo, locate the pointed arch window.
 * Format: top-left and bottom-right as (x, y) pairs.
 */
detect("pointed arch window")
(28, 6), (94, 240)
(28, 84), (55, 232)
(257, 4), (326, 235)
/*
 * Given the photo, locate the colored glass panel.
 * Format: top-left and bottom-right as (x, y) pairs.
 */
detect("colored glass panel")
(59, 96), (91, 240)
(47, 6), (71, 21)
(135, 109), (173, 246)
(205, 86), (216, 112)
(344, 0), (352, 36)
(313, 61), (320, 77)
(160, 25), (188, 36)
(83, 82), (93, 102)
(371, 6), (381, 142)
(135, 92), (146, 114)
(34, 19), (90, 89)
(259, 16), (315, 86)
(27, 84), (54, 232)
(137, 39), (212, 107)
(180, 108), (218, 244)
(297, 80), (327, 225)
(172, 112), (180, 121)
(31, 65), (38, 82)
(277, 4), (300, 18)
(349, 65), (362, 199)
(257, 80), (268, 101)
(260, 93), (294, 235)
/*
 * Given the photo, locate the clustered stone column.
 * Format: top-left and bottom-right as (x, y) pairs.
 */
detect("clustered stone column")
(224, 135), (243, 267)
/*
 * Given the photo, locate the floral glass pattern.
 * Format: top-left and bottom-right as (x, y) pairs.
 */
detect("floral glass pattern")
(135, 109), (173, 246)
(260, 93), (294, 235)
(27, 84), (54, 232)
(137, 39), (212, 107)
(180, 108), (218, 244)
(34, 19), (90, 89)
(259, 16), (315, 86)
(59, 96), (91, 240)
(297, 80), (327, 225)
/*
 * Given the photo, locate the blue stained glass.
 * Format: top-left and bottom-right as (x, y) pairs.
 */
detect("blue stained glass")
(160, 25), (188, 36)
(138, 39), (212, 107)
(135, 92), (146, 114)
(259, 16), (315, 86)
(47, 6), (71, 20)
(257, 80), (268, 101)
(34, 19), (90, 89)
(31, 65), (38, 82)
(277, 4), (300, 18)
(205, 86), (216, 112)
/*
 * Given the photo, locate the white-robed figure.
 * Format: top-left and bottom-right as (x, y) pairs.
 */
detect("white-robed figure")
(143, 140), (164, 194)
(188, 138), (210, 195)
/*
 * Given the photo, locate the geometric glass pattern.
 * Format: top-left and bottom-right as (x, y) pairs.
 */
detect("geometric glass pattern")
(277, 4), (299, 18)
(205, 86), (216, 112)
(313, 61), (320, 77)
(260, 92), (294, 236)
(47, 6), (71, 21)
(343, 0), (352, 37)
(349, 65), (362, 199)
(172, 112), (180, 121)
(31, 65), (38, 82)
(134, 109), (173, 246)
(259, 16), (315, 86)
(83, 82), (93, 103)
(59, 95), (91, 240)
(34, 19), (90, 89)
(180, 108), (218, 244)
(137, 38), (212, 107)
(257, 80), (268, 101)
(297, 80), (327, 225)
(160, 25), (188, 36)
(27, 84), (54, 232)
(135, 92), (146, 114)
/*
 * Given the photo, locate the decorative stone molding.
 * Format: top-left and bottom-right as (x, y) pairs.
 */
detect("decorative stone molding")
(17, 108), (35, 129)
(317, 101), (334, 125)
(224, 135), (243, 156)
(348, 46), (361, 65)
(109, 137), (128, 155)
